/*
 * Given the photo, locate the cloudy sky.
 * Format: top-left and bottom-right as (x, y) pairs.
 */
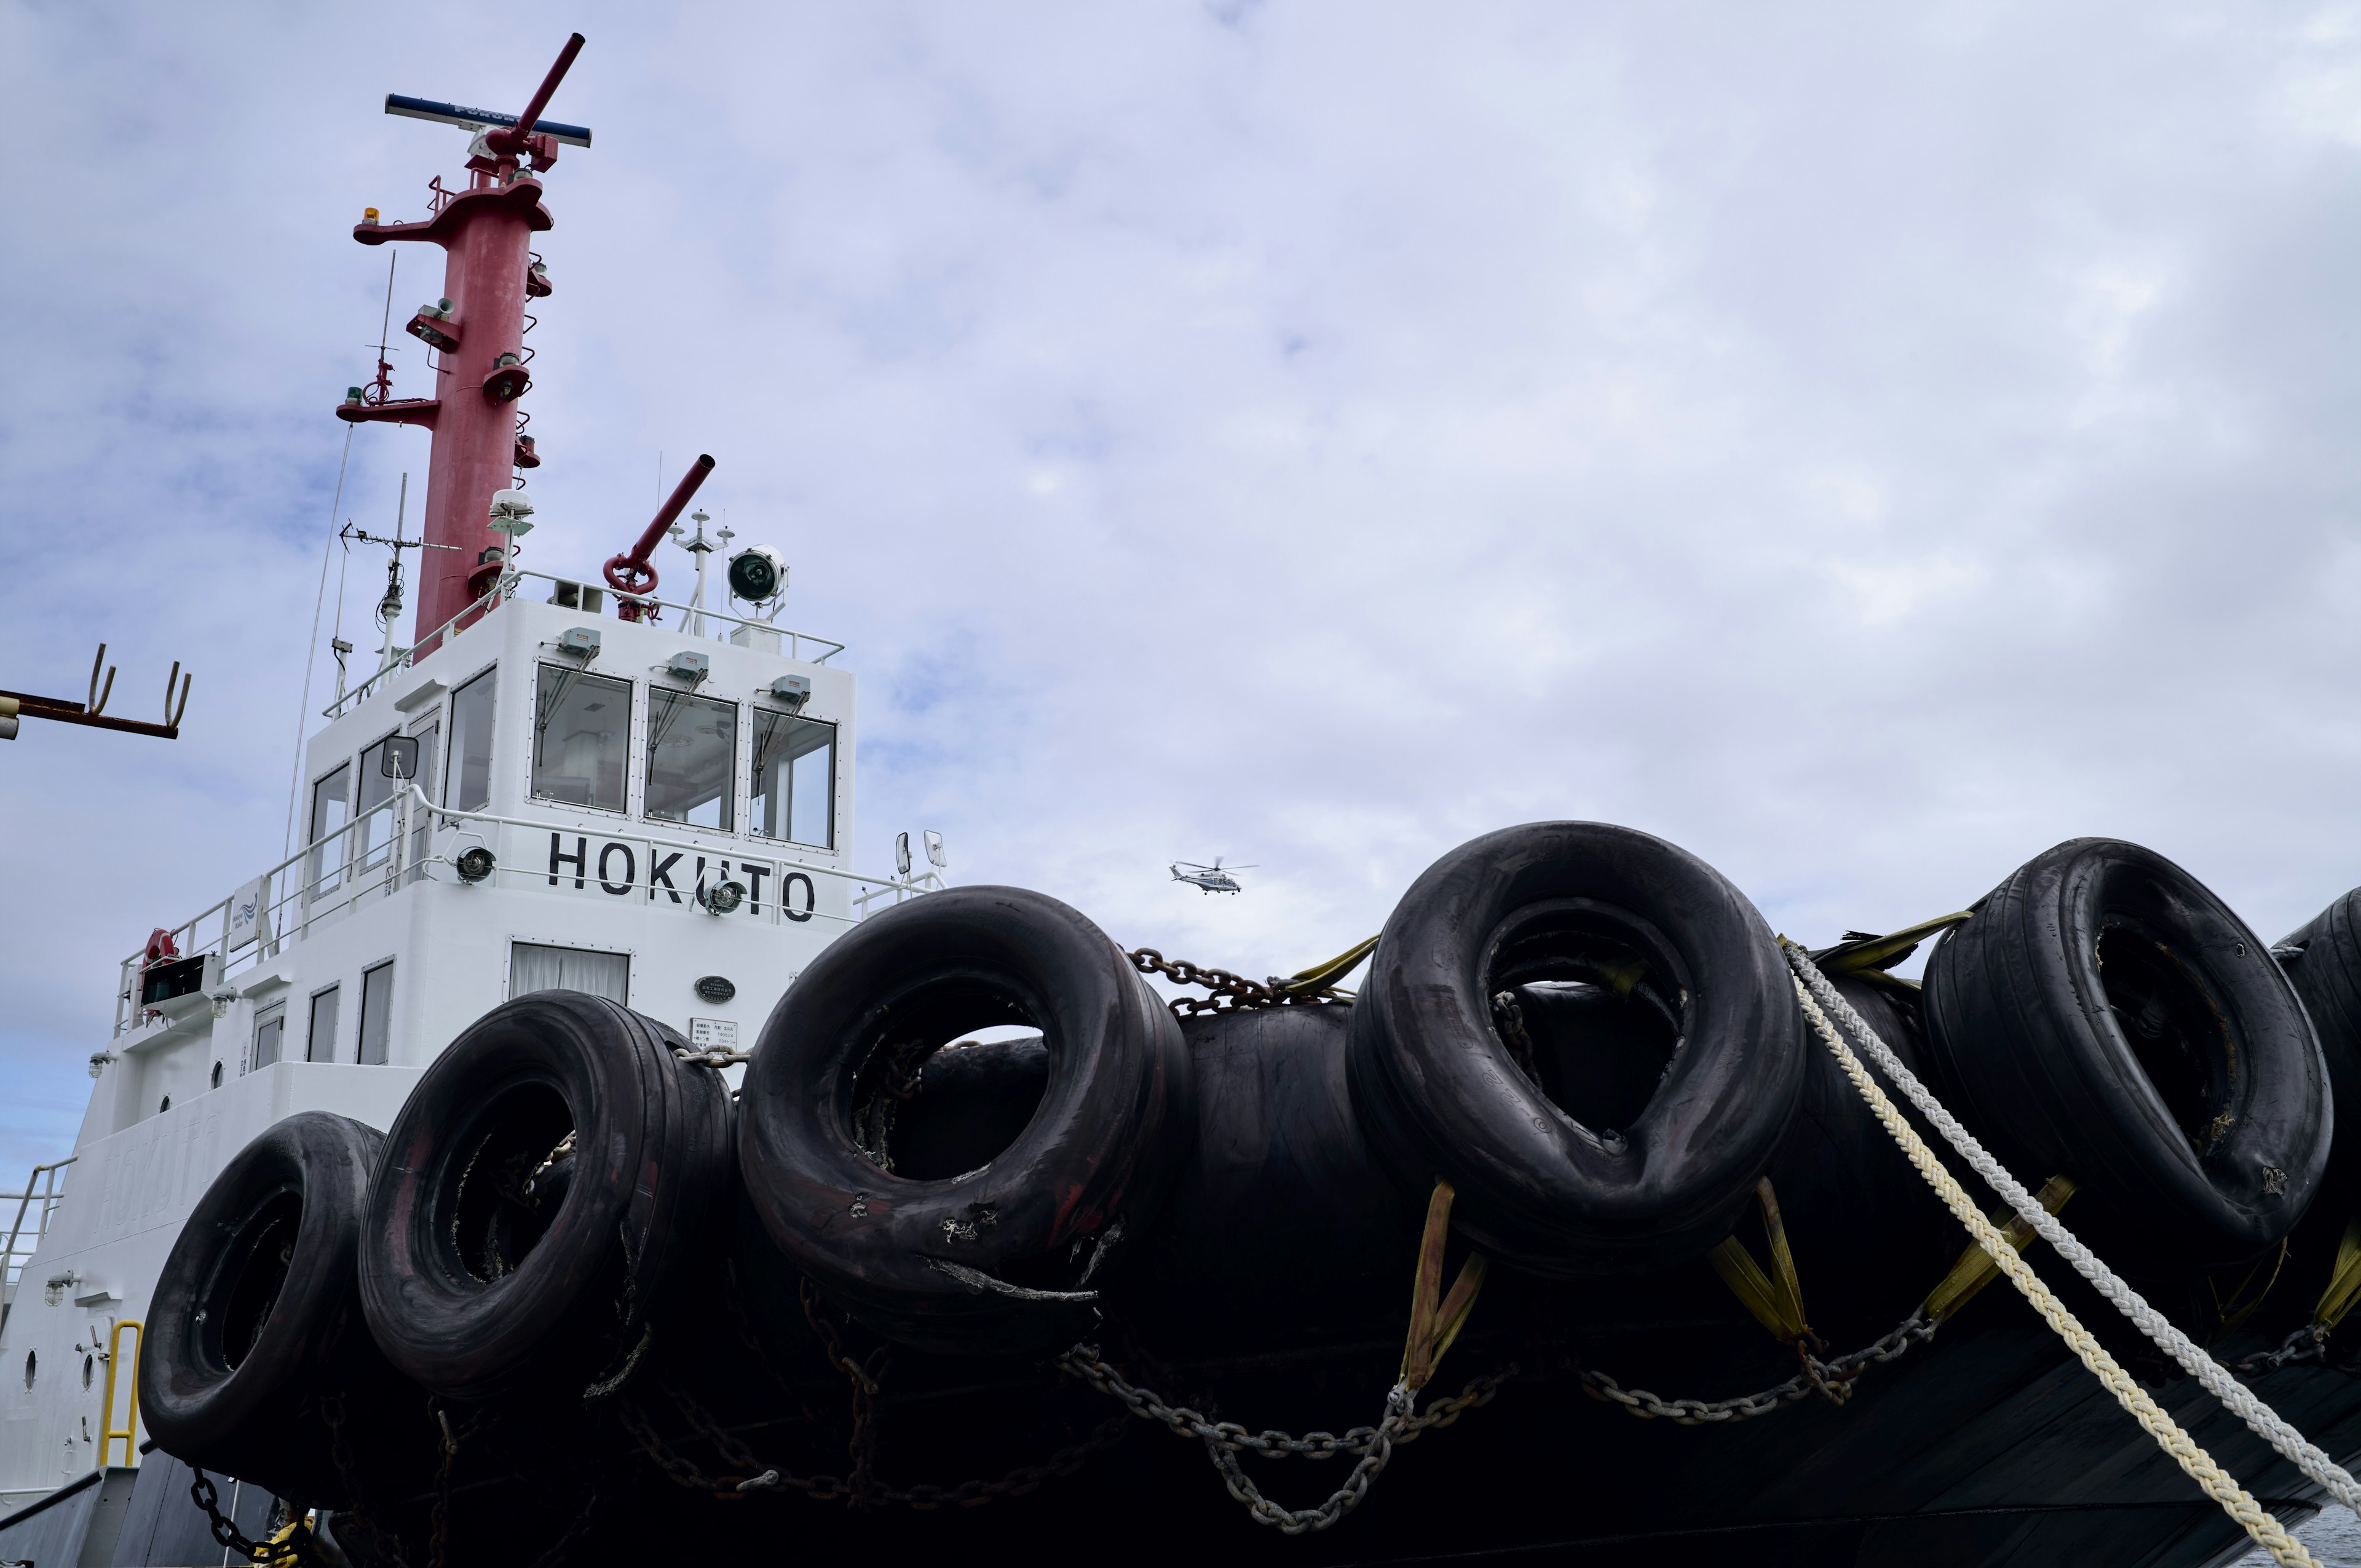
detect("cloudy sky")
(3, 2), (2359, 1176)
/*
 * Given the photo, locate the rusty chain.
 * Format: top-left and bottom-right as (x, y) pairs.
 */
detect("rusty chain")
(1577, 1313), (1936, 1425)
(1054, 1345), (1513, 1533)
(425, 1400), (483, 1568)
(798, 1278), (888, 1502)
(322, 1389), (415, 1568)
(1125, 949), (1321, 1018)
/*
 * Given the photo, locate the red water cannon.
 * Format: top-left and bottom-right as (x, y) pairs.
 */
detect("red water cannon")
(481, 33), (584, 172)
(606, 454), (716, 622)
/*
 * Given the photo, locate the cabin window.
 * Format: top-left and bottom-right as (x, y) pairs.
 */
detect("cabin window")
(532, 665), (631, 813)
(308, 763), (351, 893)
(355, 735), (400, 873)
(307, 986), (341, 1063)
(447, 668), (496, 812)
(509, 941), (630, 1005)
(406, 713), (441, 884)
(211, 1061), (223, 1090)
(645, 690), (737, 831)
(358, 962), (395, 1066)
(252, 1005), (285, 1071)
(751, 713), (835, 849)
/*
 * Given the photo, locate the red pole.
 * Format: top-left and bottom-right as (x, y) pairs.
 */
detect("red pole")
(488, 34), (585, 155)
(605, 454), (716, 605)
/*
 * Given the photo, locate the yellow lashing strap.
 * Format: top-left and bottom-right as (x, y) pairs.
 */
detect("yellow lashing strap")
(1921, 1175), (2077, 1324)
(1813, 912), (1975, 978)
(1707, 1179), (1813, 1344)
(1399, 1180), (1488, 1393)
(1283, 935), (1381, 1000)
(2314, 1217), (2361, 1332)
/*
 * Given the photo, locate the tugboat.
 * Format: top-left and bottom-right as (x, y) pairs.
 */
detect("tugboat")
(10, 32), (2361, 1568)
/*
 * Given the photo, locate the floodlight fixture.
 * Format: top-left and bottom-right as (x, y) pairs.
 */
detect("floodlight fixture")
(727, 545), (785, 603)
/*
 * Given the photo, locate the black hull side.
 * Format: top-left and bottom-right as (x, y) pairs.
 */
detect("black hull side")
(305, 1250), (2361, 1567)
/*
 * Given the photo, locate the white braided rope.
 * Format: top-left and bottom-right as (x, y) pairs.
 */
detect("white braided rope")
(1786, 941), (2361, 1517)
(1784, 964), (2316, 1567)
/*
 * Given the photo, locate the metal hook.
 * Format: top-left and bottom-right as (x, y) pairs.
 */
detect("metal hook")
(87, 645), (115, 716)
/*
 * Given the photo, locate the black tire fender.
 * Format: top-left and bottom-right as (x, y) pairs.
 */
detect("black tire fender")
(1923, 838), (2328, 1272)
(141, 1111), (428, 1507)
(359, 991), (733, 1402)
(1120, 1003), (1425, 1353)
(1347, 822), (1806, 1276)
(738, 885), (1193, 1355)
(2279, 890), (2361, 1184)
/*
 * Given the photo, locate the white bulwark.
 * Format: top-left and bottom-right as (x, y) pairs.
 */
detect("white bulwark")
(0, 574), (936, 1510)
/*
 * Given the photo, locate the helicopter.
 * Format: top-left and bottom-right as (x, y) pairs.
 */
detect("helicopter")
(1171, 858), (1256, 895)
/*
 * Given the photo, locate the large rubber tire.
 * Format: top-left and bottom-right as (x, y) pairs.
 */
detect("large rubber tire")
(360, 992), (733, 1403)
(1922, 838), (2328, 1273)
(738, 885), (1193, 1355)
(141, 1112), (430, 1508)
(1119, 1004), (1425, 1353)
(2279, 889), (2361, 1183)
(1347, 822), (1806, 1276)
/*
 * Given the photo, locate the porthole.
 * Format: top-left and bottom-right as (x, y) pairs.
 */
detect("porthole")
(22, 1351), (33, 1388)
(159, 1096), (172, 1114)
(211, 1061), (224, 1090)
(82, 1355), (93, 1390)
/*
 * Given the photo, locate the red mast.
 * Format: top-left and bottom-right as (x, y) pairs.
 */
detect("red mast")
(338, 34), (587, 640)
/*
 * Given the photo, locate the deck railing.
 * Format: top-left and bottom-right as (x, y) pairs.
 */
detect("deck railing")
(2, 1158), (76, 1304)
(109, 788), (935, 1037)
(325, 569), (844, 721)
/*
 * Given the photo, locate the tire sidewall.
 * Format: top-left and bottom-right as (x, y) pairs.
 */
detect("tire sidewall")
(1347, 821), (1805, 1275)
(359, 992), (730, 1400)
(1924, 838), (2328, 1267)
(738, 885), (1192, 1353)
(142, 1111), (379, 1478)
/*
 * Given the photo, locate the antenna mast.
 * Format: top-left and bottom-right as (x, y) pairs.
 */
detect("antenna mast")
(335, 33), (590, 650)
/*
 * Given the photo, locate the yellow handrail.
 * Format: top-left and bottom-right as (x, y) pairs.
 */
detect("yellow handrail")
(98, 1318), (142, 1466)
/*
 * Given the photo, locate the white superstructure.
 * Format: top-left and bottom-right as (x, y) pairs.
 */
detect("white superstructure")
(0, 572), (934, 1510)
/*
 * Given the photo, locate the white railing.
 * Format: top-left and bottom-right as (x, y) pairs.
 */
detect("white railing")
(325, 569), (845, 721)
(110, 787), (937, 1037)
(2, 1158), (76, 1299)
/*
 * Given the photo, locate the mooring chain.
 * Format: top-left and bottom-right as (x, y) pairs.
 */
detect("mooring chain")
(1055, 1346), (1511, 1534)
(619, 1376), (1129, 1510)
(1576, 1314), (1936, 1426)
(2228, 1323), (2335, 1377)
(1125, 948), (1297, 1017)
(1054, 1345), (1509, 1459)
(189, 1468), (315, 1567)
(322, 1389), (416, 1568)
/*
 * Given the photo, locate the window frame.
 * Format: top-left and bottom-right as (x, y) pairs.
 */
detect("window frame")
(748, 707), (839, 851)
(506, 938), (634, 1006)
(642, 686), (740, 833)
(250, 1002), (287, 1074)
(306, 983), (342, 1064)
(405, 707), (443, 885)
(354, 727), (404, 874)
(445, 663), (499, 813)
(307, 759), (354, 893)
(531, 661), (636, 817)
(357, 960), (395, 1066)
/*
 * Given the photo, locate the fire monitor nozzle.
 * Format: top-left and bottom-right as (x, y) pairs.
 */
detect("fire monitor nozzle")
(606, 454), (716, 604)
